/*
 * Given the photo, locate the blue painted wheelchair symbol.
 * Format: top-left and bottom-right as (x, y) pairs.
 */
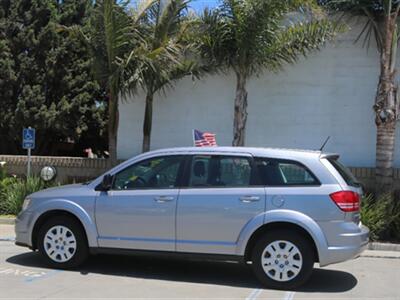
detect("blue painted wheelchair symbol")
(23, 128), (35, 149)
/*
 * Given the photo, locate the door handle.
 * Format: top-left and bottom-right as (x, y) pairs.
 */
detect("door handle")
(154, 196), (175, 203)
(240, 196), (260, 203)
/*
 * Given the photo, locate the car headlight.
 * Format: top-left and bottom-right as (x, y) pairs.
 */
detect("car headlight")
(22, 198), (31, 211)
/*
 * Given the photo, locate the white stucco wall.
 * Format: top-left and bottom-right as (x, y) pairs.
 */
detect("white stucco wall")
(118, 23), (400, 167)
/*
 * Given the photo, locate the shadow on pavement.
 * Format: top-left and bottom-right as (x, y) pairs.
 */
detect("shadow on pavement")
(7, 251), (357, 292)
(299, 268), (358, 293)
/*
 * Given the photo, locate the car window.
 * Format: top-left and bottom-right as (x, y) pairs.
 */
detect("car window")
(254, 158), (319, 186)
(189, 155), (252, 187)
(328, 158), (360, 187)
(113, 156), (184, 190)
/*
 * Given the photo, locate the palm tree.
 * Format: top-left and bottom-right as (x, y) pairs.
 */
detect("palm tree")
(83, 0), (136, 165)
(70, 0), (155, 164)
(132, 0), (199, 152)
(326, 1), (400, 195)
(198, 0), (339, 146)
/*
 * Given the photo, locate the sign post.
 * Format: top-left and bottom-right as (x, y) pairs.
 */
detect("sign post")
(22, 127), (35, 178)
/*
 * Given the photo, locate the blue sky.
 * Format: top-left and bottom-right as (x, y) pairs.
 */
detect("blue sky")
(190, 0), (218, 11)
(127, 0), (219, 13)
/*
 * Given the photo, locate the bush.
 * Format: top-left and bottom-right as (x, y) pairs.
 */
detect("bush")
(0, 176), (56, 215)
(386, 199), (400, 242)
(361, 194), (400, 242)
(361, 194), (391, 241)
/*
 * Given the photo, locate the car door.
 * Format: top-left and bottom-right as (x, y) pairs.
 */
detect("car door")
(95, 155), (186, 251)
(177, 154), (266, 255)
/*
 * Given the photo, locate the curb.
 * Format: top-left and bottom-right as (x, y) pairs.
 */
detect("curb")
(368, 242), (400, 252)
(361, 250), (400, 259)
(0, 217), (15, 225)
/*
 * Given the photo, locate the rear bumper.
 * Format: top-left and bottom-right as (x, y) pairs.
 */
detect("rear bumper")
(319, 224), (369, 267)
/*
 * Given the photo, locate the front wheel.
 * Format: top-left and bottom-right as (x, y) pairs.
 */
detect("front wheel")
(251, 230), (314, 289)
(37, 216), (89, 269)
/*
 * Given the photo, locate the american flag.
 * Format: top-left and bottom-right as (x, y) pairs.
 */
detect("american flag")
(193, 129), (217, 147)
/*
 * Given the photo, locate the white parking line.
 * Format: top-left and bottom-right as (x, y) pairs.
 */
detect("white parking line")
(283, 291), (296, 300)
(246, 288), (263, 300)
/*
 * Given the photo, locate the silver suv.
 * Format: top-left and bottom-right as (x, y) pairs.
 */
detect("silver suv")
(15, 147), (369, 289)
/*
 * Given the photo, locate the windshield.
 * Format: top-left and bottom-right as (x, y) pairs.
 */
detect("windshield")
(328, 158), (361, 187)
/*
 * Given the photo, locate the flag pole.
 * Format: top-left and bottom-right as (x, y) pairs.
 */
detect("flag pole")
(192, 129), (195, 147)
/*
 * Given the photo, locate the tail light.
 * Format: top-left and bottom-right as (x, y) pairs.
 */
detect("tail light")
(329, 191), (360, 212)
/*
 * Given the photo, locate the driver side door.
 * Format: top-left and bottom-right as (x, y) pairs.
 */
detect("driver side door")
(95, 155), (186, 251)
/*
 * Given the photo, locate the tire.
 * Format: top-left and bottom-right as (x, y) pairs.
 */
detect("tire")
(251, 230), (314, 290)
(37, 216), (89, 269)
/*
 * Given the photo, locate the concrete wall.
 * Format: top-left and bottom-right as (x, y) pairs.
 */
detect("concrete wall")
(117, 22), (400, 168)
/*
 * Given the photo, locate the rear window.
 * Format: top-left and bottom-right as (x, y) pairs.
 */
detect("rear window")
(328, 158), (360, 187)
(254, 158), (320, 186)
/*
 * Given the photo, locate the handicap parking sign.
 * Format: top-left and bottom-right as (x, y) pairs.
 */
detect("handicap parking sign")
(22, 127), (35, 149)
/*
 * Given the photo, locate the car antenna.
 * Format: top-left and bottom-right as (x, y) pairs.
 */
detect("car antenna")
(319, 136), (330, 151)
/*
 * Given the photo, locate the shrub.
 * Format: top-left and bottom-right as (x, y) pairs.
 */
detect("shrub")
(361, 194), (400, 242)
(0, 176), (56, 215)
(386, 199), (400, 242)
(361, 194), (391, 241)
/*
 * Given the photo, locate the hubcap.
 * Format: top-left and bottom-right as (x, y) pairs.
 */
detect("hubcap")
(44, 225), (76, 263)
(261, 240), (302, 282)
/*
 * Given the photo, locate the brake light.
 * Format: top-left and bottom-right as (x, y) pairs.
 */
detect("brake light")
(329, 191), (360, 212)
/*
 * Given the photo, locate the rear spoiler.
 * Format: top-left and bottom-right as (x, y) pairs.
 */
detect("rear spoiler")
(319, 153), (339, 160)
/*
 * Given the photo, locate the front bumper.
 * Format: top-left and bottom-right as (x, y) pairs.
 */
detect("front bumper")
(319, 224), (369, 267)
(15, 210), (34, 249)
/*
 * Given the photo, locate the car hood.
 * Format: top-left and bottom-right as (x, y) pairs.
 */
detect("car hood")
(29, 183), (91, 199)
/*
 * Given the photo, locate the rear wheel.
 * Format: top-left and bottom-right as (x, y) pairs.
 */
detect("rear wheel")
(37, 216), (88, 269)
(251, 230), (314, 289)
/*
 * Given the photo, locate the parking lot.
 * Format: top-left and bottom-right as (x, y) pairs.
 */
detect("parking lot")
(1, 224), (399, 300)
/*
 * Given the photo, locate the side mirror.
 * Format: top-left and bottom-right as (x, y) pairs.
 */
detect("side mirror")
(99, 174), (113, 191)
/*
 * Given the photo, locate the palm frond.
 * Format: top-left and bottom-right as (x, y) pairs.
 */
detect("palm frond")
(128, 0), (198, 94)
(264, 19), (340, 72)
(323, 0), (400, 52)
(198, 0), (340, 77)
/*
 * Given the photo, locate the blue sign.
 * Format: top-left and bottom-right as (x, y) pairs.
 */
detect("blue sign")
(22, 128), (35, 149)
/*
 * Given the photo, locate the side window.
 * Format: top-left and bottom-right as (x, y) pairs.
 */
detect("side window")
(189, 155), (252, 187)
(113, 156), (184, 190)
(254, 158), (319, 186)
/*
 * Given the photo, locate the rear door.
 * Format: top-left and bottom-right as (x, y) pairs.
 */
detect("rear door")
(176, 153), (266, 255)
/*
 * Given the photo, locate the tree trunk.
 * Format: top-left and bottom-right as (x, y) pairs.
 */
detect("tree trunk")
(142, 92), (154, 153)
(374, 11), (399, 196)
(108, 92), (119, 167)
(376, 122), (396, 193)
(232, 72), (248, 146)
